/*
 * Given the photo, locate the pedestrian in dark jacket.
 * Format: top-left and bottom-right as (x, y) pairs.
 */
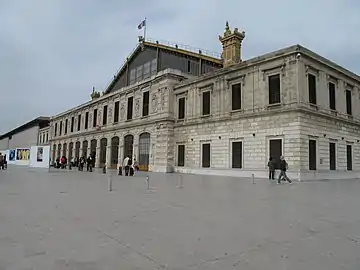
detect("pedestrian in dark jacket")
(267, 157), (275, 180)
(278, 155), (291, 184)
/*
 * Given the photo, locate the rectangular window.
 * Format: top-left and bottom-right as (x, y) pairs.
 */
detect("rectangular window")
(71, 117), (74, 132)
(103, 105), (108, 125)
(85, 112), (89, 129)
(187, 60), (191, 73)
(269, 139), (282, 170)
(93, 109), (97, 127)
(127, 96), (133, 120)
(268, 74), (281, 104)
(202, 91), (211, 115)
(329, 82), (336, 110)
(329, 142), (336, 170)
(346, 89), (352, 115)
(177, 145), (185, 167)
(308, 74), (317, 105)
(150, 59), (157, 76)
(202, 143), (211, 168)
(129, 69), (136, 85)
(347, 145), (352, 171)
(143, 62), (150, 79)
(232, 83), (242, 110)
(46, 133), (48, 142)
(65, 119), (68, 134)
(142, 91), (149, 116)
(59, 121), (62, 135)
(114, 101), (119, 123)
(136, 66), (143, 82)
(309, 139), (317, 170)
(232, 141), (243, 168)
(77, 114), (81, 131)
(178, 97), (185, 119)
(55, 123), (57, 136)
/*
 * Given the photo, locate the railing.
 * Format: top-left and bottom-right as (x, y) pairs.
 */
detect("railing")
(145, 38), (221, 59)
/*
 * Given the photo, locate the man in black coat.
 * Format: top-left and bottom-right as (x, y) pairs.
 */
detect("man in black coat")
(278, 155), (292, 184)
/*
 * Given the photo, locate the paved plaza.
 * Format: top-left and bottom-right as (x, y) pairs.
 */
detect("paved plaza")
(0, 167), (359, 269)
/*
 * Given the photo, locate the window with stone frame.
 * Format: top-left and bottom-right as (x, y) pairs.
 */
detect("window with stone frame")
(85, 112), (89, 129)
(103, 105), (108, 125)
(329, 142), (336, 170)
(71, 117), (74, 132)
(113, 101), (119, 123)
(142, 91), (149, 117)
(231, 83), (242, 110)
(129, 69), (136, 85)
(231, 141), (243, 168)
(202, 91), (211, 116)
(178, 97), (185, 119)
(347, 144), (352, 171)
(46, 133), (48, 142)
(177, 145), (185, 167)
(54, 123), (58, 136)
(269, 139), (282, 170)
(77, 114), (81, 131)
(127, 96), (133, 120)
(308, 73), (317, 105)
(65, 119), (68, 134)
(202, 143), (211, 168)
(93, 109), (97, 127)
(346, 89), (352, 115)
(268, 74), (281, 105)
(59, 121), (62, 136)
(309, 139), (317, 170)
(328, 82), (336, 110)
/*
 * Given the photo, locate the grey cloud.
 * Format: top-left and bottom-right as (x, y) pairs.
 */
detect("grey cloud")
(1, 0), (359, 133)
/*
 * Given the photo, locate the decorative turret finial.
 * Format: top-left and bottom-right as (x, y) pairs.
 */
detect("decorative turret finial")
(90, 86), (101, 100)
(218, 21), (246, 67)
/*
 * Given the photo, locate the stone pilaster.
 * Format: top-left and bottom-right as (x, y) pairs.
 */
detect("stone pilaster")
(133, 135), (139, 160)
(106, 145), (111, 168)
(95, 147), (100, 167)
(153, 121), (174, 172)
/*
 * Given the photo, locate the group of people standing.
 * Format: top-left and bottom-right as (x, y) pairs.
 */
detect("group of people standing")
(119, 155), (139, 176)
(54, 154), (95, 172)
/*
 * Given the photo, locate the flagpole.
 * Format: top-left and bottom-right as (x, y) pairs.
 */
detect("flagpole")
(143, 17), (147, 41)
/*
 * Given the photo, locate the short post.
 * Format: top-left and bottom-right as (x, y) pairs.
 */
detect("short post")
(69, 163), (72, 170)
(252, 173), (255, 184)
(177, 174), (183, 188)
(146, 176), (150, 190)
(118, 165), (122, 175)
(102, 164), (106, 174)
(108, 174), (112, 192)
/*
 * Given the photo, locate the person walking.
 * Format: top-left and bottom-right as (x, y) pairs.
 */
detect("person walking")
(278, 156), (291, 184)
(0, 153), (4, 170)
(123, 156), (130, 176)
(267, 157), (275, 180)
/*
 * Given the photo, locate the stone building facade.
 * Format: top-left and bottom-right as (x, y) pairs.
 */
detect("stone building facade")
(50, 23), (360, 180)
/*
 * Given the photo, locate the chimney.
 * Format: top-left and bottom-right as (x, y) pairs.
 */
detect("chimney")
(218, 21), (245, 68)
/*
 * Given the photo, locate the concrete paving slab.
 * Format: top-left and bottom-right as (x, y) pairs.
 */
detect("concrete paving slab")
(0, 166), (359, 269)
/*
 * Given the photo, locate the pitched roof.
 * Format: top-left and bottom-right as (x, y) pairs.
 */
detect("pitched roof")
(103, 39), (222, 94)
(0, 116), (50, 140)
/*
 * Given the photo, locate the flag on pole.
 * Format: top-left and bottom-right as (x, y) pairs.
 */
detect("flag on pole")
(138, 19), (146, 30)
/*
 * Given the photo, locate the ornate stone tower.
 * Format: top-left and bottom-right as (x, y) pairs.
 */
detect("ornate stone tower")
(219, 22), (245, 68)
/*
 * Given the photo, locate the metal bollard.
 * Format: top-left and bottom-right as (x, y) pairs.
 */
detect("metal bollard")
(102, 165), (106, 174)
(252, 173), (255, 184)
(146, 176), (150, 190)
(177, 174), (183, 188)
(108, 174), (112, 191)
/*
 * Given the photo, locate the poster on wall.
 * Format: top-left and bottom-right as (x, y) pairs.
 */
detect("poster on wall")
(16, 148), (30, 161)
(37, 147), (43, 162)
(29, 146), (50, 169)
(9, 149), (16, 162)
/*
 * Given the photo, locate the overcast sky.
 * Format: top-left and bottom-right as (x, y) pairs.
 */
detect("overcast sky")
(0, 0), (359, 133)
